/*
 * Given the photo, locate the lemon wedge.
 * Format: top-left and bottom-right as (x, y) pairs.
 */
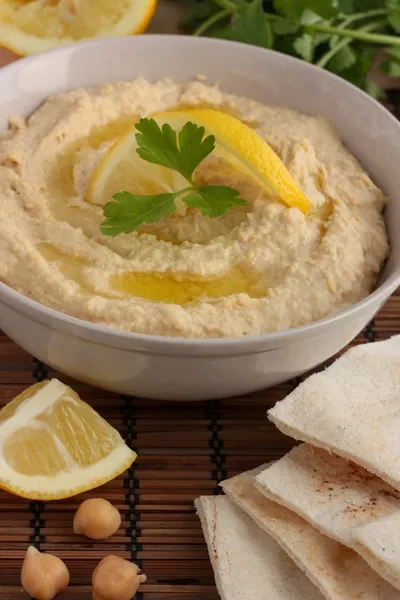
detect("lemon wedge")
(86, 108), (311, 214)
(0, 379), (136, 500)
(0, 0), (156, 56)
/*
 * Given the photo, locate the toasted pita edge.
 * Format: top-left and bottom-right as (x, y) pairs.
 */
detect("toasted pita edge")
(254, 449), (400, 593)
(221, 467), (331, 598)
(352, 519), (400, 591)
(195, 496), (231, 600)
(267, 411), (400, 492)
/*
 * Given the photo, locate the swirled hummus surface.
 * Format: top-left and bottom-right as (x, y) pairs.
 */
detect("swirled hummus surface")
(0, 78), (389, 338)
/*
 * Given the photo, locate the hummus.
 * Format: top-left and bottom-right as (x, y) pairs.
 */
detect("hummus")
(0, 78), (389, 338)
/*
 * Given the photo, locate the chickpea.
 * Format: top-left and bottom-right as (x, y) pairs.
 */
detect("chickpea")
(21, 546), (69, 600)
(92, 555), (146, 600)
(73, 498), (121, 540)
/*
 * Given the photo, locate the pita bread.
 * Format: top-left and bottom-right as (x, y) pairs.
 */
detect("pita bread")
(195, 495), (323, 600)
(268, 336), (400, 491)
(222, 467), (399, 600)
(255, 444), (400, 590)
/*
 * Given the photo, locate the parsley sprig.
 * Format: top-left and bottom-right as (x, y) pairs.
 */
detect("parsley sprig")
(100, 119), (247, 236)
(181, 0), (400, 98)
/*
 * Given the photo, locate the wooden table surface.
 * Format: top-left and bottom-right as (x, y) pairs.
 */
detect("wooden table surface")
(0, 47), (17, 68)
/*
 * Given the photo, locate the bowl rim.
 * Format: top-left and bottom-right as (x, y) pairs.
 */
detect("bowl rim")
(0, 34), (399, 351)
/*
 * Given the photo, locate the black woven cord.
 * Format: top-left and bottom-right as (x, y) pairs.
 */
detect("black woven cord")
(363, 318), (377, 343)
(29, 359), (48, 551)
(32, 358), (48, 382)
(28, 501), (45, 549)
(290, 375), (303, 390)
(206, 399), (227, 494)
(121, 395), (143, 600)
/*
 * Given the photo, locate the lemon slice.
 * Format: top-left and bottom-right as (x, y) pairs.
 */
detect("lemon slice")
(86, 108), (311, 214)
(0, 379), (136, 500)
(0, 0), (157, 56)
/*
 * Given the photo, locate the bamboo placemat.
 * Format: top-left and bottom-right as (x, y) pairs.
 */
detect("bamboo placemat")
(0, 289), (398, 599)
(1, 23), (400, 597)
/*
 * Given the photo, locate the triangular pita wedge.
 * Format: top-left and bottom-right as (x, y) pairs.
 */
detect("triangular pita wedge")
(221, 467), (399, 600)
(195, 495), (323, 600)
(268, 336), (400, 490)
(255, 444), (400, 591)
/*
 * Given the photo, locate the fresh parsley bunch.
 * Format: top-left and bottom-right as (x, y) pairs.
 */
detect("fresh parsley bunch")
(180, 0), (400, 97)
(100, 119), (247, 236)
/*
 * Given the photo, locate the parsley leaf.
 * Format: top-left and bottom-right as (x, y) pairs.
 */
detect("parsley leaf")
(232, 0), (273, 49)
(381, 58), (400, 77)
(100, 119), (248, 237)
(185, 0), (400, 97)
(178, 122), (216, 181)
(389, 12), (400, 32)
(385, 46), (400, 61)
(135, 118), (215, 182)
(274, 0), (304, 18)
(100, 191), (177, 236)
(300, 10), (323, 25)
(365, 79), (384, 99)
(338, 51), (372, 89)
(294, 33), (315, 61)
(184, 186), (248, 217)
(135, 119), (180, 171)
(338, 0), (355, 11)
(354, 0), (386, 8)
(327, 45), (357, 72)
(272, 19), (299, 35)
(274, 0), (338, 19)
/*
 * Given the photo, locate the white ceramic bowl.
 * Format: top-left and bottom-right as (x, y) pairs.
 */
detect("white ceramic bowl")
(0, 35), (399, 400)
